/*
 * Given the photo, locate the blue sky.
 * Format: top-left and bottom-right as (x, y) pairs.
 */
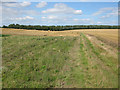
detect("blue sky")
(1, 1), (119, 26)
(2, 0), (120, 2)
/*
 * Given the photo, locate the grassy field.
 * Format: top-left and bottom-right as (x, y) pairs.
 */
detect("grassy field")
(1, 28), (118, 88)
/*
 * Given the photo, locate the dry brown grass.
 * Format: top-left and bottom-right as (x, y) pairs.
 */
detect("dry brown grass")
(1, 28), (80, 36)
(1, 28), (118, 45)
(81, 29), (118, 46)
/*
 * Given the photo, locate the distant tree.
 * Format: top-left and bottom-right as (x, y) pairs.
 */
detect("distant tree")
(3, 24), (119, 31)
(2, 25), (7, 28)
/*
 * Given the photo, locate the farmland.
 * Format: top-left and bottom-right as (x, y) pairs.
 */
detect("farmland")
(1, 28), (118, 88)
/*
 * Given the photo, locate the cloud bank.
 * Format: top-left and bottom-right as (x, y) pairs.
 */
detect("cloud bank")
(42, 3), (82, 15)
(36, 1), (47, 8)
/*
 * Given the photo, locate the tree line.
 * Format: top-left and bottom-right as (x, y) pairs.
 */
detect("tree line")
(2, 24), (120, 31)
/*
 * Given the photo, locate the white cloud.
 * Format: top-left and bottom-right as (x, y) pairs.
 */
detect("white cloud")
(73, 18), (91, 21)
(93, 7), (116, 16)
(101, 15), (109, 18)
(73, 18), (94, 24)
(3, 2), (31, 7)
(36, 1), (47, 8)
(2, 6), (40, 25)
(97, 21), (102, 24)
(96, 19), (117, 25)
(41, 14), (94, 25)
(42, 15), (58, 20)
(41, 15), (72, 24)
(1, 0), (17, 2)
(20, 2), (31, 7)
(41, 17), (46, 19)
(74, 10), (82, 14)
(2, 7), (38, 18)
(100, 7), (118, 19)
(10, 16), (34, 21)
(2, 8), (35, 25)
(3, 2), (19, 7)
(73, 19), (79, 21)
(41, 15), (63, 24)
(2, 7), (19, 17)
(22, 10), (40, 15)
(92, 7), (118, 19)
(42, 3), (82, 15)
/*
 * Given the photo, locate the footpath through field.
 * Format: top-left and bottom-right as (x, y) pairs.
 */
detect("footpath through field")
(58, 33), (118, 88)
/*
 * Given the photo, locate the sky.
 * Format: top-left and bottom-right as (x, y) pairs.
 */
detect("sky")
(1, 0), (120, 2)
(1, 1), (119, 26)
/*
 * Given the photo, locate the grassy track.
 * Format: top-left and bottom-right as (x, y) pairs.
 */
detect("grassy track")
(58, 33), (118, 88)
(2, 33), (118, 88)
